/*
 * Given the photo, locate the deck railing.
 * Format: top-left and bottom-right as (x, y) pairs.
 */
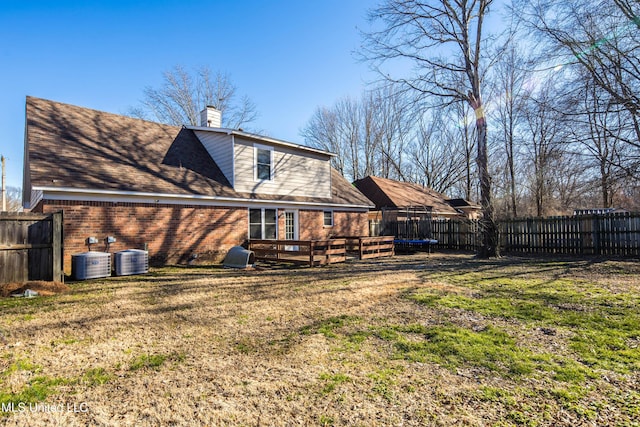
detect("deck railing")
(248, 236), (395, 267)
(248, 239), (346, 266)
(341, 236), (395, 259)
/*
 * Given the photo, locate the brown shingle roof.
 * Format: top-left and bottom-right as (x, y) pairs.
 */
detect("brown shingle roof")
(330, 169), (373, 206)
(26, 96), (234, 197)
(25, 97), (371, 207)
(353, 175), (460, 215)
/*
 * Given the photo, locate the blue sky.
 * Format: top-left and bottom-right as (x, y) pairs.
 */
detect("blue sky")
(0, 0), (376, 189)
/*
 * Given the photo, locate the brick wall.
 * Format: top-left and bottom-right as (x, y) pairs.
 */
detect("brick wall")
(333, 211), (369, 237)
(39, 200), (248, 273)
(37, 200), (370, 274)
(298, 210), (369, 240)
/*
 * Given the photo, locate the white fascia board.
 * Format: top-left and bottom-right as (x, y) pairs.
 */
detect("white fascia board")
(187, 126), (335, 158)
(35, 186), (373, 211)
(230, 133), (236, 187)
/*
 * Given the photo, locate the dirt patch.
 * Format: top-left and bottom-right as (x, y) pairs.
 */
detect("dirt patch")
(0, 281), (70, 297)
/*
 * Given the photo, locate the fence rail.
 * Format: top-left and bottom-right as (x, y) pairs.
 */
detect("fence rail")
(342, 236), (395, 260)
(375, 212), (640, 256)
(248, 239), (347, 266)
(501, 213), (640, 256)
(0, 211), (64, 284)
(248, 236), (395, 267)
(431, 219), (480, 252)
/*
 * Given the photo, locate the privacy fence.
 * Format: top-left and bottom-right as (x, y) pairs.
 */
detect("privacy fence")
(0, 211), (64, 284)
(375, 212), (640, 256)
(501, 213), (640, 256)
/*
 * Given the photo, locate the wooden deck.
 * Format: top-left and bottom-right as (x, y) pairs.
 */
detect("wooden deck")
(248, 236), (394, 267)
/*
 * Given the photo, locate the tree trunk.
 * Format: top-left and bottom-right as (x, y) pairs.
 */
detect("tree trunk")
(601, 163), (611, 208)
(473, 102), (500, 258)
(507, 122), (518, 218)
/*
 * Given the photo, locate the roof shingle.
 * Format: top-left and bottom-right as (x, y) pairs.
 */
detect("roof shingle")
(25, 97), (371, 207)
(353, 175), (460, 215)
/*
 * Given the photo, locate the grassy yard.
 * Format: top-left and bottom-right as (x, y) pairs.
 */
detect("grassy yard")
(0, 253), (639, 426)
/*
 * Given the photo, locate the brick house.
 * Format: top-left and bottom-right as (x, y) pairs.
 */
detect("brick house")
(23, 97), (373, 273)
(353, 175), (482, 221)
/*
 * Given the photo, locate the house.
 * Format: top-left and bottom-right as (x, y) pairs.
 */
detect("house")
(23, 97), (373, 273)
(447, 198), (483, 220)
(353, 175), (480, 221)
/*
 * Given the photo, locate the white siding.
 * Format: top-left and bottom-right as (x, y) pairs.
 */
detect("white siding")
(233, 136), (331, 198)
(194, 130), (234, 185)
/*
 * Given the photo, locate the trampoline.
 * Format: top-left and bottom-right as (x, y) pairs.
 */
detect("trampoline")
(393, 239), (438, 253)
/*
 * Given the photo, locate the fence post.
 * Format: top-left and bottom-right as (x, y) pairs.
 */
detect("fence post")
(309, 241), (315, 267)
(592, 216), (601, 255)
(52, 211), (63, 282)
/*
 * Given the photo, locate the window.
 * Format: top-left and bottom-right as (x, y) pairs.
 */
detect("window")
(249, 209), (262, 240)
(255, 145), (273, 181)
(249, 208), (277, 239)
(285, 211), (296, 240)
(323, 210), (333, 227)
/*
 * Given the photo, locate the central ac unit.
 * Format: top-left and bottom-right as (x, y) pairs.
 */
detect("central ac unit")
(72, 252), (112, 280)
(115, 249), (149, 276)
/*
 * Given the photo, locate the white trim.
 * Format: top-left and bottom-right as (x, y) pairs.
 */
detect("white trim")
(284, 209), (299, 240)
(253, 143), (274, 182)
(33, 186), (374, 211)
(230, 133), (236, 187)
(284, 209), (299, 251)
(187, 126), (335, 158)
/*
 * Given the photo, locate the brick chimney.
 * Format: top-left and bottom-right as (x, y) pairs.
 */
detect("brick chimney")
(199, 105), (222, 128)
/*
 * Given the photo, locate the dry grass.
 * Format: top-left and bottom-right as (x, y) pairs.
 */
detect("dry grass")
(0, 253), (638, 426)
(0, 281), (70, 297)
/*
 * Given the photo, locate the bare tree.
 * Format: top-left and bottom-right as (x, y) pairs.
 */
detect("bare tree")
(362, 0), (499, 257)
(450, 100), (477, 201)
(4, 186), (22, 212)
(302, 96), (362, 181)
(521, 78), (569, 216)
(371, 85), (413, 180)
(301, 107), (346, 175)
(132, 65), (258, 129)
(515, 0), (640, 147)
(407, 103), (474, 196)
(360, 91), (382, 178)
(337, 97), (363, 181)
(302, 85), (414, 182)
(490, 44), (532, 218)
(560, 71), (633, 208)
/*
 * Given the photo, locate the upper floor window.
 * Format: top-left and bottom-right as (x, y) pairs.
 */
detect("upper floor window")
(255, 144), (273, 181)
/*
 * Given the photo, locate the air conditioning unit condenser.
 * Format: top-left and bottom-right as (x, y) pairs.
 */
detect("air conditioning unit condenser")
(72, 252), (112, 280)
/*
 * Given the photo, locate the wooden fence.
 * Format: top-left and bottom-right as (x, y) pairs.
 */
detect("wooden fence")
(0, 211), (64, 284)
(248, 236), (395, 267)
(249, 239), (347, 267)
(343, 236), (395, 259)
(501, 213), (640, 256)
(430, 219), (480, 252)
(375, 212), (640, 256)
